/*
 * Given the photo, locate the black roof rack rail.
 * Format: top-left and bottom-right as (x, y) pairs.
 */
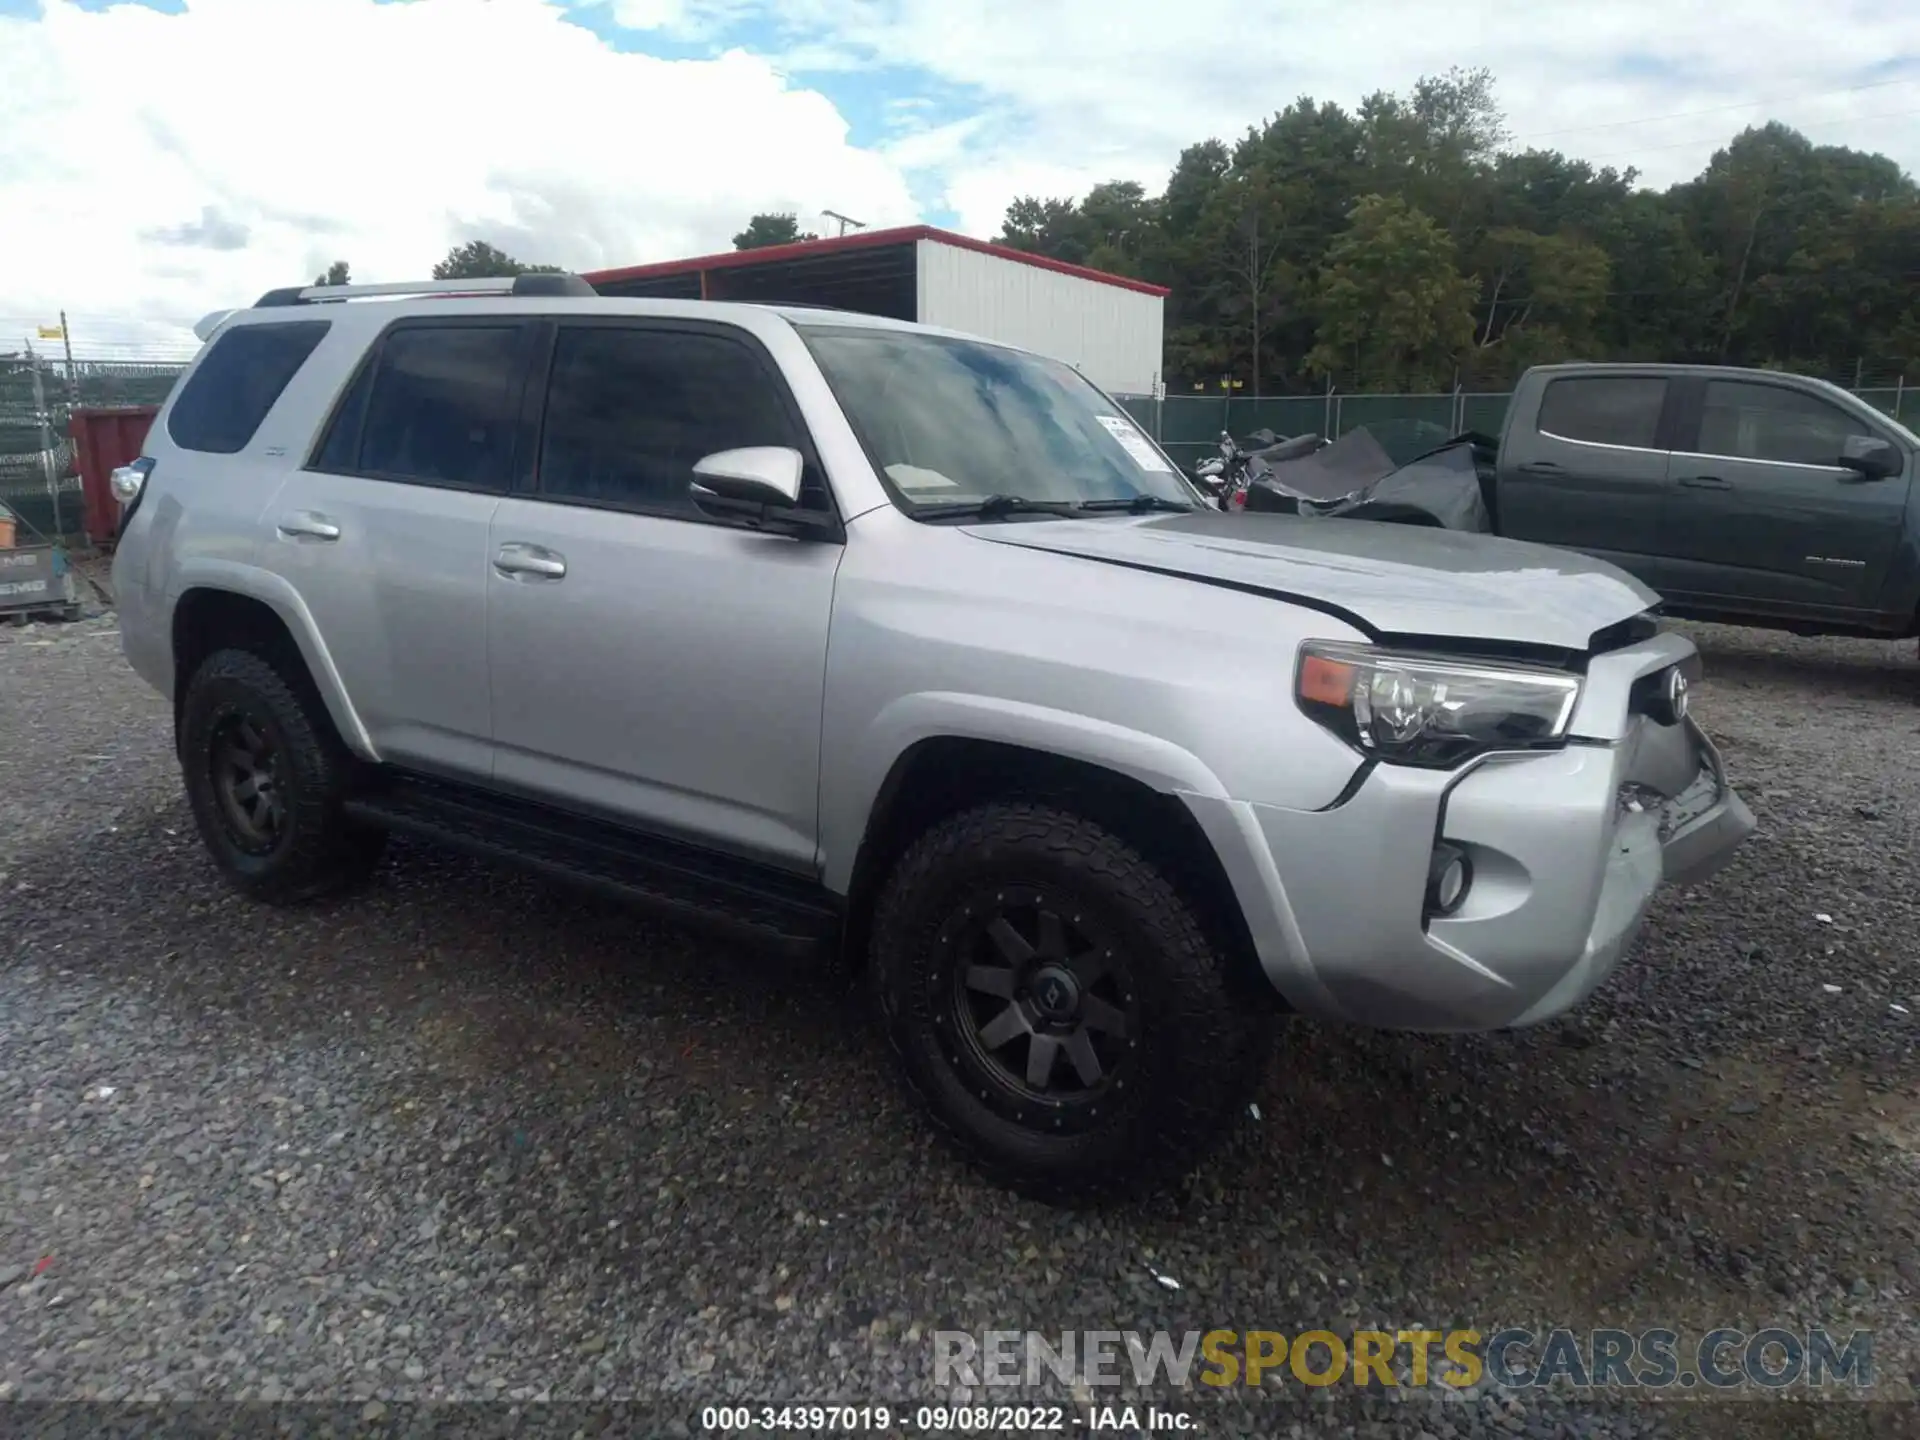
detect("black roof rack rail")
(252, 274), (598, 307)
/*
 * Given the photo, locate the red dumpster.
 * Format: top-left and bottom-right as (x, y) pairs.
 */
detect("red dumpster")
(68, 406), (157, 548)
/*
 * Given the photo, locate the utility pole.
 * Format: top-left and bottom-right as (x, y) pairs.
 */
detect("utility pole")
(821, 209), (866, 238)
(1248, 213), (1262, 398)
(26, 338), (63, 545)
(58, 311), (77, 407)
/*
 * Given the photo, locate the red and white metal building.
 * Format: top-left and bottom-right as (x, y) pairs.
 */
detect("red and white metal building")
(584, 225), (1168, 398)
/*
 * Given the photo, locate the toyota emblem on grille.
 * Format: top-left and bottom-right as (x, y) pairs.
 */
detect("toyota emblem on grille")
(1663, 666), (1690, 722)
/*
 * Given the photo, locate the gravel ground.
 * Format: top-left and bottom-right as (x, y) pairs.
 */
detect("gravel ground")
(2, 580), (1917, 1438)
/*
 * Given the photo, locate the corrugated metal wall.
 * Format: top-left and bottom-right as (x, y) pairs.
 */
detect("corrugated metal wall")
(914, 240), (1164, 397)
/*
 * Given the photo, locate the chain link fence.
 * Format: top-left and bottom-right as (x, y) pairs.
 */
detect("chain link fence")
(1116, 384), (1918, 474)
(0, 360), (185, 542)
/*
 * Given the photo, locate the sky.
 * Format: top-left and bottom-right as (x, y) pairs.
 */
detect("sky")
(3, 0), (1919, 357)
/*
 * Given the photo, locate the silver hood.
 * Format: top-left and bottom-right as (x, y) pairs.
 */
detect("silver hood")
(967, 510), (1660, 651)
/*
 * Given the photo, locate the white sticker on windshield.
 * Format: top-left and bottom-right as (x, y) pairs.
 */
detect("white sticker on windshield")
(886, 462), (960, 490)
(1095, 414), (1174, 473)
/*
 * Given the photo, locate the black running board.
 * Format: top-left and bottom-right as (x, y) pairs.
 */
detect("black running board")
(343, 774), (841, 954)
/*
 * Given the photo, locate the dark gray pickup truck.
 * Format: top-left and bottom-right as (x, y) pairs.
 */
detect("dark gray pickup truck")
(1496, 363), (1919, 639)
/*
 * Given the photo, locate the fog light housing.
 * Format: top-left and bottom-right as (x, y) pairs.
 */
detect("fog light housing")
(1426, 843), (1471, 918)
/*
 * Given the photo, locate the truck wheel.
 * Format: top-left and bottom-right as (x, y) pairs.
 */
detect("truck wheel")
(870, 799), (1271, 1203)
(179, 648), (386, 904)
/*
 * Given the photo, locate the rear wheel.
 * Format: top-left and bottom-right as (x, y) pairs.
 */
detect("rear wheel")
(870, 799), (1272, 1203)
(179, 648), (386, 903)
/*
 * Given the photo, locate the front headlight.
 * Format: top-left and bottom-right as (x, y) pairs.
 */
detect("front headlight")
(1295, 640), (1582, 769)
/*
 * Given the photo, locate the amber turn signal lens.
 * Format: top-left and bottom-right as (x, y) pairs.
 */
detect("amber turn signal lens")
(1297, 654), (1356, 707)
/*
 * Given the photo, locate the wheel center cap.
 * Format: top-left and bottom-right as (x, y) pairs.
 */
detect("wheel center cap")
(1029, 964), (1081, 1021)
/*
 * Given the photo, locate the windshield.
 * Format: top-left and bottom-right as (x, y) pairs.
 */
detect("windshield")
(802, 327), (1197, 515)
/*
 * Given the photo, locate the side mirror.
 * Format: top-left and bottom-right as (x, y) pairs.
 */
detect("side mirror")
(691, 446), (804, 508)
(1839, 435), (1901, 481)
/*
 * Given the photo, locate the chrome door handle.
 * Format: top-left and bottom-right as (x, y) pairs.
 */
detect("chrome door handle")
(277, 512), (340, 541)
(494, 543), (567, 579)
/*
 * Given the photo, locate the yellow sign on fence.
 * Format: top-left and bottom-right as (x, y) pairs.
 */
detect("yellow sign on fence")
(36, 325), (64, 340)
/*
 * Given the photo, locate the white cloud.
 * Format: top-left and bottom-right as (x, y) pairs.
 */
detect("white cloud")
(0, 0), (919, 354)
(741, 0), (1920, 234)
(600, 0), (761, 37)
(604, 0), (687, 27)
(878, 116), (992, 173)
(9, 0), (1920, 358)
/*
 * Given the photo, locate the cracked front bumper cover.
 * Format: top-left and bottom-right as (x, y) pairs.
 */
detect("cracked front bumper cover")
(1188, 716), (1753, 1034)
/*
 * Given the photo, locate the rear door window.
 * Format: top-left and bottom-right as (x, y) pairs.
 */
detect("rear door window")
(322, 324), (526, 492)
(1697, 380), (1878, 467)
(167, 321), (331, 454)
(1537, 376), (1667, 450)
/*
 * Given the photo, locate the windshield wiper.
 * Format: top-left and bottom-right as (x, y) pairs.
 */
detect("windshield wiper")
(913, 494), (1086, 522)
(1074, 494), (1197, 514)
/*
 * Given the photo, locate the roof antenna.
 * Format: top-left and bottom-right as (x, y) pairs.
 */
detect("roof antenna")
(821, 209), (866, 237)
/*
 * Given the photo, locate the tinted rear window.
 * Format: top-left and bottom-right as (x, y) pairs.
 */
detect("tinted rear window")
(348, 325), (525, 491)
(1537, 376), (1667, 449)
(167, 321), (331, 454)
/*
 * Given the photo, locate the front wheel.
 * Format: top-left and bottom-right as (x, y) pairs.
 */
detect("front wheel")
(870, 799), (1273, 1203)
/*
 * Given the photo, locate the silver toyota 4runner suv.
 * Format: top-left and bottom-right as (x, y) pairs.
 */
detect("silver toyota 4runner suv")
(112, 273), (1754, 1201)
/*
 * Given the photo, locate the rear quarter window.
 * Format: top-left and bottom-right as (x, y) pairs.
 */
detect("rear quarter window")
(1536, 376), (1667, 450)
(167, 321), (332, 454)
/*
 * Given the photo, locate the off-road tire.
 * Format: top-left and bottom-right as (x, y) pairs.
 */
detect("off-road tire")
(179, 648), (386, 903)
(870, 799), (1272, 1204)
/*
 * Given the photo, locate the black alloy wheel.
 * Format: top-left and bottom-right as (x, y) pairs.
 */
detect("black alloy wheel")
(208, 711), (288, 856)
(944, 885), (1141, 1119)
(869, 798), (1275, 1203)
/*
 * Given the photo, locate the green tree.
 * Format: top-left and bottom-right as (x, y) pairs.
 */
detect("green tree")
(1676, 125), (1916, 370)
(982, 71), (1920, 393)
(1076, 181), (1157, 275)
(1000, 184), (1159, 277)
(1593, 192), (1718, 363)
(1748, 197), (1920, 375)
(1190, 164), (1301, 394)
(313, 260), (350, 287)
(1150, 141), (1236, 383)
(998, 197), (1093, 262)
(1228, 100), (1379, 387)
(1357, 66), (1507, 233)
(1159, 140), (1231, 237)
(733, 213), (818, 249)
(1467, 227), (1611, 376)
(1306, 195), (1477, 390)
(431, 240), (561, 280)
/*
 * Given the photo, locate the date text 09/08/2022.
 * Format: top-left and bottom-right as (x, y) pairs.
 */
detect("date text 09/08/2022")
(699, 1404), (1194, 1432)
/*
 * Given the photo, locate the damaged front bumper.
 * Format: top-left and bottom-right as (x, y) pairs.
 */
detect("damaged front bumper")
(1183, 642), (1755, 1033)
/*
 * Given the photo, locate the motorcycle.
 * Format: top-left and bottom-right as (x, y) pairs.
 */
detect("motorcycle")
(1191, 428), (1326, 510)
(1189, 432), (1241, 507)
